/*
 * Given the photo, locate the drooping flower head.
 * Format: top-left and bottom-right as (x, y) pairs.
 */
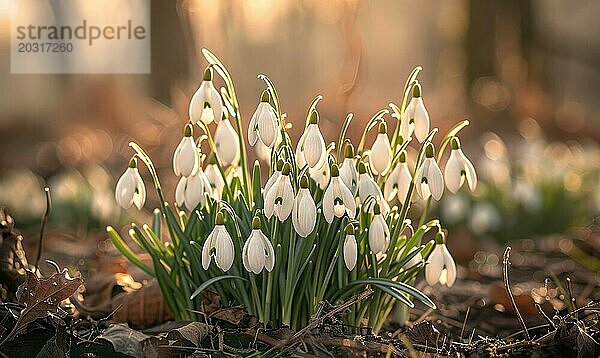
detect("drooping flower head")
(264, 159), (284, 195)
(175, 165), (212, 211)
(115, 157), (146, 210)
(242, 216), (275, 274)
(357, 161), (390, 215)
(202, 212), (234, 272)
(368, 203), (390, 254)
(343, 224), (357, 271)
(401, 83), (430, 143)
(248, 90), (279, 148)
(264, 163), (294, 222)
(173, 123), (199, 177)
(204, 160), (225, 199)
(415, 143), (444, 200)
(444, 137), (477, 193)
(292, 175), (317, 238)
(370, 121), (392, 175)
(384, 150), (412, 204)
(214, 113), (240, 166)
(339, 143), (358, 194)
(297, 110), (326, 168)
(425, 231), (456, 287)
(189, 67), (223, 125)
(323, 163), (356, 223)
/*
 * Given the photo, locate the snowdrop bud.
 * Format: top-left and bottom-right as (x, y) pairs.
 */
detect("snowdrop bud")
(343, 224), (357, 271)
(368, 203), (390, 254)
(411, 84), (430, 143)
(214, 116), (240, 166)
(444, 137), (477, 193)
(202, 212), (234, 272)
(292, 175), (317, 238)
(189, 67), (223, 125)
(173, 123), (199, 177)
(264, 163), (294, 221)
(370, 122), (392, 175)
(115, 158), (146, 210)
(415, 143), (444, 200)
(242, 216), (275, 274)
(425, 232), (456, 287)
(248, 90), (279, 148)
(339, 143), (358, 194)
(299, 111), (326, 168)
(384, 150), (412, 204)
(322, 163), (356, 223)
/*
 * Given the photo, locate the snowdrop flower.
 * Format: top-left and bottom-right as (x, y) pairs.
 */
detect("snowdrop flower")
(309, 154), (331, 190)
(415, 143), (444, 200)
(248, 90), (279, 148)
(115, 158), (146, 210)
(384, 151), (412, 204)
(401, 83), (429, 142)
(368, 203), (390, 254)
(322, 164), (356, 223)
(369, 122), (392, 175)
(173, 123), (199, 177)
(189, 67), (223, 125)
(264, 159), (283, 198)
(339, 143), (358, 194)
(357, 162), (389, 215)
(297, 110), (326, 168)
(204, 162), (225, 199)
(264, 163), (294, 221)
(214, 116), (240, 166)
(256, 130), (282, 164)
(425, 232), (456, 287)
(343, 224), (357, 271)
(444, 137), (477, 193)
(175, 169), (212, 211)
(202, 212), (234, 272)
(292, 176), (317, 237)
(242, 217), (275, 274)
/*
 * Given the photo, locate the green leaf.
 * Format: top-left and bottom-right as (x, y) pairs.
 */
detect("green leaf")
(190, 275), (248, 300)
(107, 226), (154, 276)
(350, 278), (435, 309)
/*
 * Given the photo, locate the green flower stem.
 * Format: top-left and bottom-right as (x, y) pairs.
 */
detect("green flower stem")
(356, 109), (389, 154)
(391, 65), (422, 149)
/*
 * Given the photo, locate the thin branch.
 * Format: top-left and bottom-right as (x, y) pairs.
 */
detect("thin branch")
(35, 187), (51, 271)
(502, 247), (530, 340)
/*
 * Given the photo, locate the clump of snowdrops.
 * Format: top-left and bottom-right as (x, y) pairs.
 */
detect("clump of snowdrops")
(108, 49), (477, 332)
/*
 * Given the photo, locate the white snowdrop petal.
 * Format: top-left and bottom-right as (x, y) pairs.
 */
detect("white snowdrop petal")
(184, 173), (205, 211)
(115, 168), (137, 209)
(246, 233), (265, 274)
(207, 83), (223, 123)
(214, 119), (240, 166)
(204, 164), (225, 199)
(343, 235), (357, 271)
(257, 104), (279, 147)
(276, 177), (294, 221)
(397, 164), (412, 204)
(133, 171), (146, 210)
(383, 166), (399, 201)
(428, 159), (444, 201)
(339, 158), (358, 194)
(425, 245), (444, 286)
(301, 124), (326, 168)
(339, 179), (356, 219)
(201, 233), (213, 270)
(442, 244), (457, 287)
(248, 108), (260, 146)
(445, 150), (463, 193)
(175, 177), (187, 207)
(174, 137), (199, 177)
(413, 98), (430, 143)
(370, 133), (392, 175)
(460, 150), (478, 192)
(322, 182), (335, 223)
(215, 228), (234, 271)
(263, 234), (275, 272)
(263, 177), (279, 219)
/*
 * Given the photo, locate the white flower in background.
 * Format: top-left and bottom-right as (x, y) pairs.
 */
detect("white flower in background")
(444, 137), (477, 193)
(173, 123), (199, 177)
(441, 194), (469, 225)
(189, 67), (223, 125)
(292, 176), (317, 238)
(297, 110), (326, 168)
(204, 163), (225, 199)
(214, 117), (240, 166)
(384, 151), (412, 204)
(248, 90), (279, 148)
(357, 162), (389, 215)
(368, 203), (390, 254)
(369, 122), (392, 175)
(175, 170), (211, 211)
(202, 212), (234, 272)
(115, 158), (146, 210)
(415, 143), (444, 200)
(323, 164), (356, 223)
(309, 154), (331, 190)
(513, 178), (542, 213)
(343, 224), (357, 271)
(401, 83), (429, 142)
(469, 202), (501, 235)
(339, 143), (358, 194)
(264, 163), (294, 221)
(242, 217), (275, 274)
(425, 233), (456, 287)
(264, 159), (283, 198)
